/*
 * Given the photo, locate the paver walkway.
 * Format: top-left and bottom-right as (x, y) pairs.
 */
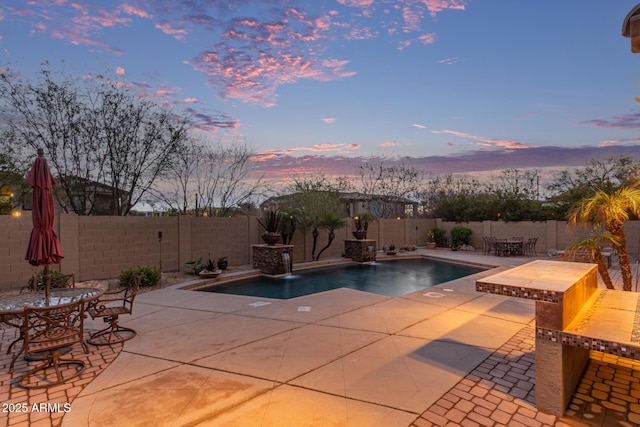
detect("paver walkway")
(1, 249), (639, 426)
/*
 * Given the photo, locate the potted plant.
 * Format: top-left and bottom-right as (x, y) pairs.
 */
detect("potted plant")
(257, 210), (282, 245)
(199, 254), (221, 277)
(386, 242), (397, 255)
(426, 231), (437, 249)
(217, 256), (228, 270)
(352, 212), (373, 239)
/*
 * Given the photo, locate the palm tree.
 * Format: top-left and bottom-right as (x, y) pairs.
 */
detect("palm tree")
(315, 212), (346, 261)
(568, 187), (640, 291)
(565, 231), (619, 289)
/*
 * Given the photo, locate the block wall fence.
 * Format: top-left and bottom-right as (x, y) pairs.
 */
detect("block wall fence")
(2, 213), (639, 291)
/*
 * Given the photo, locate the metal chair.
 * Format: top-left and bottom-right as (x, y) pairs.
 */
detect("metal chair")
(482, 236), (493, 255)
(9, 273), (76, 356)
(86, 274), (141, 346)
(10, 299), (88, 388)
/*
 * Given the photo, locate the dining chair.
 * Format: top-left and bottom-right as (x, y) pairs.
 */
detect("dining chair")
(11, 299), (88, 388)
(9, 273), (77, 356)
(86, 273), (141, 346)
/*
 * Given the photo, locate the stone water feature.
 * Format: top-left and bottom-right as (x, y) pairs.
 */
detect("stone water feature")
(345, 239), (377, 262)
(252, 244), (294, 276)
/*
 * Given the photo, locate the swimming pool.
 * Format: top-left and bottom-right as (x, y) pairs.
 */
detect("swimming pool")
(199, 258), (485, 299)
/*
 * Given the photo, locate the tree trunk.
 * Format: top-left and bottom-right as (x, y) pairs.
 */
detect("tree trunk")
(311, 227), (319, 260)
(612, 225), (633, 291)
(315, 231), (335, 261)
(595, 253), (615, 290)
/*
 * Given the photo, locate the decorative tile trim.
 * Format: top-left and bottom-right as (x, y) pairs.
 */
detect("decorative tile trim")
(536, 326), (640, 361)
(632, 293), (640, 344)
(476, 282), (563, 303)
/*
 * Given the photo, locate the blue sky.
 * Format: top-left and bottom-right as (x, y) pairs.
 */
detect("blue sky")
(2, 1), (640, 181)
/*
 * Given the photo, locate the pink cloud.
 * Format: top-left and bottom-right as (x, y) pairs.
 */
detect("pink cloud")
(412, 124), (427, 129)
(322, 117), (336, 124)
(579, 113), (640, 129)
(155, 20), (187, 40)
(419, 33), (436, 44)
(182, 107), (239, 132)
(420, 0), (466, 17)
(121, 4), (152, 19)
(255, 143), (360, 159)
(438, 57), (459, 65)
(183, 97), (198, 103)
(338, 0), (375, 7)
(432, 129), (534, 150)
(381, 140), (399, 147)
(115, 66), (125, 75)
(3, 0), (467, 107)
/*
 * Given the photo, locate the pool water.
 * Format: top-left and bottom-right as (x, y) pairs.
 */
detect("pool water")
(199, 258), (484, 299)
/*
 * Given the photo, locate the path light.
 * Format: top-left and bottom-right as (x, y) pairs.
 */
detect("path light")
(12, 210), (22, 218)
(622, 4), (640, 53)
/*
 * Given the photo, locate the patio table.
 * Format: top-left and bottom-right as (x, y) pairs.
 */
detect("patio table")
(0, 287), (103, 315)
(494, 239), (524, 256)
(0, 287), (103, 355)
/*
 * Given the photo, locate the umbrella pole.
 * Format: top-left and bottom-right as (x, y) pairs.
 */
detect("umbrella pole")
(43, 265), (50, 305)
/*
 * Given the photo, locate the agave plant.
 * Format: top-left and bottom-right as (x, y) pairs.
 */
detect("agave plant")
(257, 210), (281, 233)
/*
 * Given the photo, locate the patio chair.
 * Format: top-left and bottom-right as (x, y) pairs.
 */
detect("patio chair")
(524, 237), (538, 257)
(86, 273), (141, 346)
(494, 239), (509, 256)
(482, 236), (493, 255)
(10, 273), (76, 355)
(11, 299), (88, 388)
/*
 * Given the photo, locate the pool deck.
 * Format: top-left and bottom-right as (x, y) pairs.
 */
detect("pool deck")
(3, 249), (637, 426)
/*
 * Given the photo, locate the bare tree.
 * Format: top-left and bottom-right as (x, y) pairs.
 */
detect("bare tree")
(0, 64), (189, 215)
(151, 137), (204, 215)
(355, 158), (420, 218)
(195, 143), (265, 217)
(155, 139), (265, 217)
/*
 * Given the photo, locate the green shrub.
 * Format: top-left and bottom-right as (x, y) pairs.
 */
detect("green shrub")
(184, 256), (203, 274)
(450, 226), (473, 249)
(119, 266), (161, 288)
(26, 270), (67, 290)
(431, 227), (447, 247)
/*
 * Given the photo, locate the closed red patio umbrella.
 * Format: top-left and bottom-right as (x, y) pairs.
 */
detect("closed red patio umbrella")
(24, 149), (64, 302)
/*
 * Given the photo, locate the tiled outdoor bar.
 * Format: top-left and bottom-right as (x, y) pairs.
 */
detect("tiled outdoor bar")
(476, 260), (598, 416)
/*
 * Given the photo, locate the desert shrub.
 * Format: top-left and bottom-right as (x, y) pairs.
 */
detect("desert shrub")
(450, 226), (473, 249)
(431, 227), (447, 247)
(119, 266), (161, 288)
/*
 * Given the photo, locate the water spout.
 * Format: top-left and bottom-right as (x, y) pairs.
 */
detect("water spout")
(282, 252), (292, 275)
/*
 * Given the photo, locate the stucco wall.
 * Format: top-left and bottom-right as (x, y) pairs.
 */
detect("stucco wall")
(2, 214), (639, 291)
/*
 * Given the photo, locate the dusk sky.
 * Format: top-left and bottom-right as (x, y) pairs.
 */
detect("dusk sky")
(2, 1), (640, 181)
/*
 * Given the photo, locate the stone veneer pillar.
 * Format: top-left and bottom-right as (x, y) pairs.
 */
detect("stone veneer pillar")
(252, 245), (294, 276)
(345, 239), (376, 262)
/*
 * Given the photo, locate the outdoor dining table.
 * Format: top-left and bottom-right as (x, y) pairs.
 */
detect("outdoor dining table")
(0, 287), (104, 354)
(0, 287), (103, 316)
(494, 239), (525, 256)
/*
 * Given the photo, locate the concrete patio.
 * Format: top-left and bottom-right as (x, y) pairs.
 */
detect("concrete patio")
(2, 249), (639, 426)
